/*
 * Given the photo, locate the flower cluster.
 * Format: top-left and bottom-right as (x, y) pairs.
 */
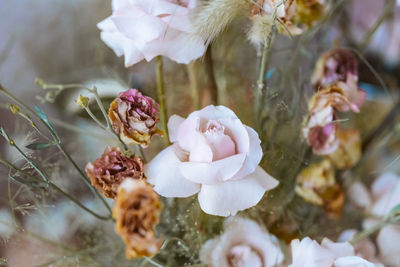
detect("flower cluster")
(302, 49), (365, 156)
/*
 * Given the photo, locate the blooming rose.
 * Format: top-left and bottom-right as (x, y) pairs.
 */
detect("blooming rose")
(348, 173), (400, 266)
(144, 105), (279, 216)
(109, 89), (162, 147)
(97, 0), (206, 66)
(85, 146), (144, 199)
(289, 237), (375, 267)
(113, 178), (162, 259)
(200, 217), (283, 267)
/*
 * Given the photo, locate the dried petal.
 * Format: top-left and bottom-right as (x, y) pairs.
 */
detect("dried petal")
(85, 146), (144, 199)
(109, 89), (162, 147)
(328, 128), (362, 170)
(114, 179), (162, 259)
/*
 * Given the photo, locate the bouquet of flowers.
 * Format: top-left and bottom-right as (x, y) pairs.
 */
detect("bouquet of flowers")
(1, 0), (400, 266)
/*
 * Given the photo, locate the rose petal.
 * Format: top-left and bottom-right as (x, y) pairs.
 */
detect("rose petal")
(321, 238), (354, 259)
(145, 145), (200, 197)
(180, 153), (246, 185)
(168, 114), (185, 143)
(333, 256), (375, 267)
(231, 126), (263, 180)
(188, 105), (238, 120)
(371, 172), (399, 199)
(188, 134), (213, 163)
(290, 237), (335, 267)
(347, 182), (372, 209)
(177, 116), (201, 152)
(376, 225), (400, 266)
(197, 166), (279, 216)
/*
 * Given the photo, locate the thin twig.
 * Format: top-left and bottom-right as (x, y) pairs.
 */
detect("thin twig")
(155, 56), (170, 146)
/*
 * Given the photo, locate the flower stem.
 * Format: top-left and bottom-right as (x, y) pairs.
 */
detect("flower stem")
(254, 29), (275, 132)
(155, 56), (170, 146)
(204, 46), (218, 105)
(187, 61), (200, 109)
(350, 221), (386, 245)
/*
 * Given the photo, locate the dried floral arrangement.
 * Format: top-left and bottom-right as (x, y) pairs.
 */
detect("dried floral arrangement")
(1, 0), (400, 266)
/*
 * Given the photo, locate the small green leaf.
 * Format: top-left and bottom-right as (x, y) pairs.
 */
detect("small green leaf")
(26, 142), (53, 150)
(9, 174), (44, 188)
(34, 105), (60, 143)
(389, 204), (400, 217)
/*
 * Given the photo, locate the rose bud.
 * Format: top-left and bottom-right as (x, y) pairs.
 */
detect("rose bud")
(85, 146), (144, 199)
(295, 159), (344, 218)
(327, 128), (362, 170)
(113, 178), (162, 259)
(109, 89), (162, 147)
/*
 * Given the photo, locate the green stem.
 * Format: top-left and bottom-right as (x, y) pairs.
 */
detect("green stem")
(254, 28), (275, 131)
(155, 56), (170, 146)
(204, 46), (218, 105)
(350, 221), (387, 245)
(187, 62), (200, 109)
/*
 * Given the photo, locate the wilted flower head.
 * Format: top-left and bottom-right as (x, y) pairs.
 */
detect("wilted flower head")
(200, 217), (283, 267)
(327, 128), (361, 170)
(289, 237), (375, 267)
(113, 178), (162, 259)
(109, 89), (162, 147)
(85, 146), (144, 199)
(145, 105), (279, 216)
(311, 49), (366, 110)
(295, 159), (344, 218)
(97, 0), (206, 66)
(295, 0), (326, 27)
(302, 94), (338, 155)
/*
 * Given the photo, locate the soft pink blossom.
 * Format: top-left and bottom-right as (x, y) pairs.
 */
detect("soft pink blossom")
(289, 237), (375, 267)
(98, 0), (206, 66)
(200, 217), (283, 267)
(144, 105), (279, 216)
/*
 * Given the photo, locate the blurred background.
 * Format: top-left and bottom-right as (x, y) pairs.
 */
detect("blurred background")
(0, 0), (399, 266)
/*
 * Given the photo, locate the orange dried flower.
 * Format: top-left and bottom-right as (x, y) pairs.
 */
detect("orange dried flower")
(328, 128), (361, 170)
(295, 159), (344, 218)
(113, 178), (162, 259)
(85, 146), (144, 199)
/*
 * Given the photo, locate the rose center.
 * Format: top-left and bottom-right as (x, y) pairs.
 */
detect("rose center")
(227, 245), (263, 267)
(202, 120), (236, 161)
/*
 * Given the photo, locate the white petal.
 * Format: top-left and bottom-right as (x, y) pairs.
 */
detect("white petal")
(348, 182), (372, 209)
(180, 153), (246, 185)
(167, 114), (185, 143)
(197, 166), (279, 216)
(333, 256), (375, 267)
(377, 225), (400, 266)
(145, 145), (200, 197)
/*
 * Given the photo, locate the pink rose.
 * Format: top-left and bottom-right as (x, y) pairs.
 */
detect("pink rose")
(144, 105), (279, 216)
(289, 237), (375, 267)
(200, 217), (283, 267)
(97, 0), (206, 66)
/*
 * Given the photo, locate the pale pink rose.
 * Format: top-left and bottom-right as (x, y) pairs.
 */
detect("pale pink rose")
(338, 230), (383, 266)
(348, 173), (400, 266)
(289, 237), (375, 267)
(348, 0), (400, 65)
(200, 217), (283, 267)
(144, 105), (279, 216)
(98, 0), (206, 66)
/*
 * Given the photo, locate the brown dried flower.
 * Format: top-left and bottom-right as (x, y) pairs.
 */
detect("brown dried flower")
(295, 159), (344, 218)
(327, 128), (361, 170)
(109, 89), (162, 147)
(85, 146), (144, 199)
(113, 178), (162, 259)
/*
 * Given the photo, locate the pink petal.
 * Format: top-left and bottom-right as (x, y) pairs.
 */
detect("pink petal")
(197, 166), (279, 216)
(188, 135), (213, 163)
(188, 105), (238, 120)
(177, 116), (202, 152)
(203, 131), (236, 161)
(145, 145), (200, 197)
(231, 126), (263, 180)
(131, 0), (189, 17)
(321, 238), (355, 259)
(371, 172), (399, 199)
(371, 180), (400, 217)
(290, 238), (335, 267)
(347, 182), (372, 209)
(180, 153), (246, 185)
(333, 256), (375, 267)
(112, 0), (131, 11)
(377, 225), (400, 266)
(168, 114), (185, 143)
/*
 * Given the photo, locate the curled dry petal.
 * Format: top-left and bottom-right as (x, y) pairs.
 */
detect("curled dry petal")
(113, 178), (162, 259)
(85, 146), (144, 199)
(327, 128), (361, 170)
(295, 159), (344, 218)
(109, 89), (162, 147)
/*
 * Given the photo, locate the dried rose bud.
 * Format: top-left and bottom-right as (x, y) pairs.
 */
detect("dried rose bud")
(295, 0), (326, 27)
(114, 178), (162, 259)
(85, 146), (144, 199)
(311, 49), (366, 110)
(327, 128), (361, 170)
(302, 94), (339, 155)
(109, 89), (162, 147)
(295, 159), (344, 218)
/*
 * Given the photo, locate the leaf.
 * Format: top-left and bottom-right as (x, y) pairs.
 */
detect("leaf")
(8, 174), (44, 189)
(34, 105), (60, 143)
(389, 204), (400, 217)
(26, 142), (53, 150)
